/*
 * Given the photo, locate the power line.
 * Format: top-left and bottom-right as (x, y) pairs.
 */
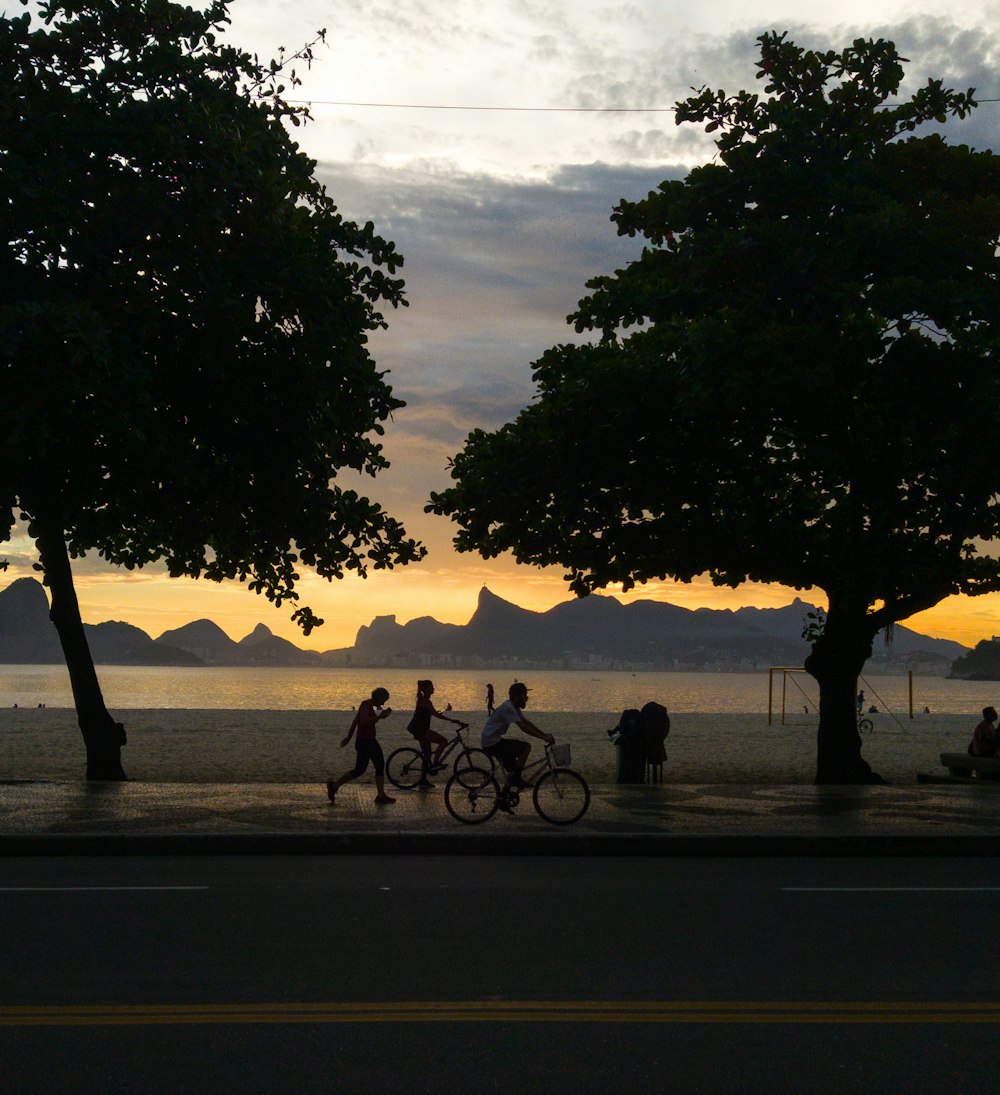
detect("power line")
(287, 100), (675, 112)
(288, 97), (1000, 112)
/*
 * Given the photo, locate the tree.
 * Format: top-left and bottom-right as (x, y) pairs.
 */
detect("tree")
(1, 0), (423, 779)
(429, 33), (1000, 783)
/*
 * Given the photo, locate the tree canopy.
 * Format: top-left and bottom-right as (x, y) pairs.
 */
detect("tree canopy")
(430, 33), (1000, 781)
(1, 0), (423, 775)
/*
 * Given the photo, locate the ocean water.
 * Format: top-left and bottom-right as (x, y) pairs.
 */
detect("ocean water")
(1, 663), (996, 717)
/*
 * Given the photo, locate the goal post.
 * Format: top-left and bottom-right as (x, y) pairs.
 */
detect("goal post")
(767, 666), (818, 725)
(769, 668), (916, 726)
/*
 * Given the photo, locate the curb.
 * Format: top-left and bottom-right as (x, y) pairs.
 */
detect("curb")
(2, 832), (999, 857)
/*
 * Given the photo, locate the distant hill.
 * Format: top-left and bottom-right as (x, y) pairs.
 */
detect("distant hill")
(0, 578), (200, 665)
(0, 577), (63, 663)
(237, 623), (323, 667)
(0, 575), (971, 672)
(328, 587), (969, 674)
(948, 639), (1000, 680)
(87, 620), (201, 666)
(0, 579), (314, 667)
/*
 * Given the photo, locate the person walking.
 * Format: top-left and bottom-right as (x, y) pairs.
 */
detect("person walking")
(326, 687), (396, 805)
(486, 682), (495, 715)
(408, 679), (463, 788)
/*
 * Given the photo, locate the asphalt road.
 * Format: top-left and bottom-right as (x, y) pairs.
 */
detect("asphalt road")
(1, 855), (998, 1094)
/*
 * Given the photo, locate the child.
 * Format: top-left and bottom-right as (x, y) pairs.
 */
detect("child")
(326, 687), (396, 805)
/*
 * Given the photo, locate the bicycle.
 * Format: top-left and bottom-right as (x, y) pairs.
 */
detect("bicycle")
(444, 742), (590, 826)
(385, 722), (494, 790)
(858, 715), (874, 735)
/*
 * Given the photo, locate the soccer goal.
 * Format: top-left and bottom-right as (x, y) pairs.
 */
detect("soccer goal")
(767, 666), (819, 725)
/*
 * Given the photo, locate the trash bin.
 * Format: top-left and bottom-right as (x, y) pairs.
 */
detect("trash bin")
(611, 708), (646, 783)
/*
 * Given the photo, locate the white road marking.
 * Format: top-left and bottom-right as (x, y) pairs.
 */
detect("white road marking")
(783, 887), (1000, 892)
(0, 886), (208, 892)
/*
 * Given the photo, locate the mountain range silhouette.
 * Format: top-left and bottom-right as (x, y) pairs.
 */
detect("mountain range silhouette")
(0, 577), (969, 672)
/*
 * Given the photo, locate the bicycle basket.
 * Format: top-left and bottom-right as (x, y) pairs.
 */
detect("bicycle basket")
(551, 743), (571, 766)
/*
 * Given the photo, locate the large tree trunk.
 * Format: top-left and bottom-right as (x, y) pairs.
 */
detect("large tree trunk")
(805, 600), (885, 784)
(33, 515), (127, 781)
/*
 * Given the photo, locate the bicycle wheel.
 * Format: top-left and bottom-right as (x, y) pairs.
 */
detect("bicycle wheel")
(453, 747), (495, 787)
(444, 768), (500, 824)
(385, 746), (425, 790)
(858, 718), (874, 735)
(533, 768), (590, 825)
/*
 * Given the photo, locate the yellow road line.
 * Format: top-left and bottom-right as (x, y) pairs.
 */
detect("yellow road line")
(2, 1001), (999, 1026)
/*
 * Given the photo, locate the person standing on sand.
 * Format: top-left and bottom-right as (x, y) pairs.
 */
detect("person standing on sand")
(326, 687), (396, 805)
(408, 679), (463, 788)
(486, 682), (495, 715)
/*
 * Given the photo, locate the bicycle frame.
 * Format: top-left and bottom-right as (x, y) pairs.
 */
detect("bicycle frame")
(432, 723), (473, 766)
(495, 743), (556, 788)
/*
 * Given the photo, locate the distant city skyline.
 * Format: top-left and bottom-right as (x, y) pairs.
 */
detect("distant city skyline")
(4, 0), (1000, 649)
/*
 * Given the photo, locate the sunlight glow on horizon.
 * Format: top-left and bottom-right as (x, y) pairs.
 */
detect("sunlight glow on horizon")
(52, 567), (1000, 652)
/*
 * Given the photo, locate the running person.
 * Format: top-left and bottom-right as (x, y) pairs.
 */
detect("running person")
(326, 687), (396, 805)
(408, 679), (463, 788)
(481, 682), (554, 790)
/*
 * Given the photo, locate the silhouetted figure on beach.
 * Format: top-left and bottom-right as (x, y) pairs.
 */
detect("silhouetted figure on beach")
(969, 706), (998, 758)
(486, 682), (495, 714)
(326, 687), (396, 805)
(407, 679), (462, 788)
(856, 689), (865, 716)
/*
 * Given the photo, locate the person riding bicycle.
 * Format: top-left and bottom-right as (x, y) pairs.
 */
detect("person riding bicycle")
(408, 679), (464, 788)
(481, 682), (554, 792)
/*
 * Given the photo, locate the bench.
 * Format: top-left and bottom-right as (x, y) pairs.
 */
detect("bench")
(939, 752), (1000, 779)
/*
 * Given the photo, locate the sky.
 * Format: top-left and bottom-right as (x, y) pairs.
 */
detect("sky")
(5, 0), (1000, 650)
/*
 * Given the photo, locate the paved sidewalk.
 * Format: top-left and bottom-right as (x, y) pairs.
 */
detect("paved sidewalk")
(1, 779), (999, 855)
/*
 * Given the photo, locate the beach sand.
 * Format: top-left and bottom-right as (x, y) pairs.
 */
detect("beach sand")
(0, 707), (975, 785)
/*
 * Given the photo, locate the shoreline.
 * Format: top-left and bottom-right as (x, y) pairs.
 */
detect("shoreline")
(0, 708), (976, 786)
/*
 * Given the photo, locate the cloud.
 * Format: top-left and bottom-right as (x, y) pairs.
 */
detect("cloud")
(551, 16), (1000, 164)
(228, 3), (1000, 178)
(300, 158), (689, 543)
(319, 158), (678, 432)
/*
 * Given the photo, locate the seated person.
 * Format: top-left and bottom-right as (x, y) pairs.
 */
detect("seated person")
(481, 682), (554, 790)
(969, 706), (998, 758)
